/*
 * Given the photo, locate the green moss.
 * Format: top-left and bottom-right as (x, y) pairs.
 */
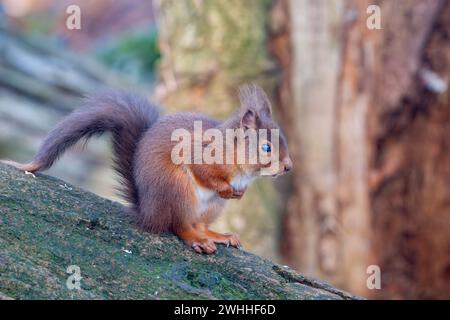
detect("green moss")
(0, 163), (356, 299)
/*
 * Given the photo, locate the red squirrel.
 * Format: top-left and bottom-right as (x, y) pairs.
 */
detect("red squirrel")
(4, 85), (292, 254)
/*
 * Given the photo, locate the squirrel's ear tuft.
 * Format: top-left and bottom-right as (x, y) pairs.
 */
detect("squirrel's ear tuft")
(238, 84), (272, 119)
(240, 108), (257, 129)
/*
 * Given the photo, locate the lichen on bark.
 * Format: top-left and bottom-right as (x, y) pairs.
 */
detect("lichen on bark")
(0, 163), (356, 299)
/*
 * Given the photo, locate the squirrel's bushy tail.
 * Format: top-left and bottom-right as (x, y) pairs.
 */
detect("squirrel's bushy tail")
(21, 90), (160, 206)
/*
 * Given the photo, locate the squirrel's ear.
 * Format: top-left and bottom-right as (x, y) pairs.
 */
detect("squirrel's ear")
(238, 84), (272, 119)
(240, 108), (257, 129)
(254, 86), (272, 118)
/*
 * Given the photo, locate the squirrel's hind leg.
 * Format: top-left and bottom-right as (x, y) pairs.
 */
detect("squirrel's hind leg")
(205, 229), (241, 248)
(175, 225), (217, 254)
(193, 222), (241, 248)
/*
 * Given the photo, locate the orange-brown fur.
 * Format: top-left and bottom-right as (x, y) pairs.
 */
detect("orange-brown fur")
(3, 85), (292, 254)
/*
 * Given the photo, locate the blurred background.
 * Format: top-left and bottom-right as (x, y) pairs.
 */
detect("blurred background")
(0, 0), (449, 299)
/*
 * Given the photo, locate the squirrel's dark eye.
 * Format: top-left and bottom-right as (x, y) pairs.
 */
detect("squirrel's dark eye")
(261, 143), (271, 153)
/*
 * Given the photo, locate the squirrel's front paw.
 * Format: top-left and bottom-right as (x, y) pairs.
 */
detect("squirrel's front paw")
(218, 187), (246, 199)
(188, 238), (217, 254)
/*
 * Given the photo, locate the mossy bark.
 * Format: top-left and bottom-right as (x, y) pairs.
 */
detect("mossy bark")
(0, 163), (357, 300)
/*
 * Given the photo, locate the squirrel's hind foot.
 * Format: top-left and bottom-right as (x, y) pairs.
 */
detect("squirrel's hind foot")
(176, 224), (242, 254)
(176, 227), (218, 254)
(191, 239), (217, 254)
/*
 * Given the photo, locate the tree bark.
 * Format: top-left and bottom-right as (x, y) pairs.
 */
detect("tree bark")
(0, 163), (358, 300)
(368, 0), (450, 299)
(271, 0), (450, 298)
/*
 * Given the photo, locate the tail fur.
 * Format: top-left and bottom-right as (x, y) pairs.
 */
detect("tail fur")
(8, 90), (160, 207)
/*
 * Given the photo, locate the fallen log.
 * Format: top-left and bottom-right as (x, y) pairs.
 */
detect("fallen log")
(0, 163), (358, 299)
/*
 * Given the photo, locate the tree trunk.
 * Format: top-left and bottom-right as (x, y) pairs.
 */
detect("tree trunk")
(271, 0), (450, 298)
(368, 0), (450, 299)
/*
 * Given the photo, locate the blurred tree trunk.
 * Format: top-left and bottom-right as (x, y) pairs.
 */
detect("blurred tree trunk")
(156, 0), (284, 260)
(270, 0), (450, 298)
(0, 25), (133, 200)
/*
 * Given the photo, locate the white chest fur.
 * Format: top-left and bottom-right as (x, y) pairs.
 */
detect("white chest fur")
(185, 167), (255, 217)
(192, 172), (254, 217)
(195, 185), (217, 213)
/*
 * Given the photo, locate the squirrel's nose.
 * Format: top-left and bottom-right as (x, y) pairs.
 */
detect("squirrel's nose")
(283, 157), (293, 172)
